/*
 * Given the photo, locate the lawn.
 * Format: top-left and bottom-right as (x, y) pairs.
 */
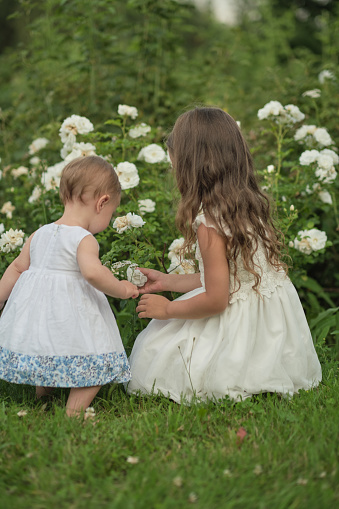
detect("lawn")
(0, 343), (338, 509)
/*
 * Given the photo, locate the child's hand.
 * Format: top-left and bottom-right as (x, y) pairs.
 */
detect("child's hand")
(136, 294), (170, 320)
(137, 268), (168, 294)
(120, 280), (139, 299)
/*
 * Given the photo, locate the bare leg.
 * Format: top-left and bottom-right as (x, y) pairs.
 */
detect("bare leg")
(66, 386), (101, 418)
(36, 386), (55, 399)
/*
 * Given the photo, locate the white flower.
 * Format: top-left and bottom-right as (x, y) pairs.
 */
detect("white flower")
(257, 101), (284, 120)
(41, 161), (66, 191)
(28, 186), (42, 204)
(317, 154), (334, 171)
(318, 69), (335, 84)
(315, 166), (337, 184)
(173, 476), (183, 487)
(113, 212), (145, 233)
(85, 407), (96, 418)
(138, 199), (156, 214)
(294, 125), (317, 142)
(126, 456), (139, 464)
(1, 201), (15, 219)
(284, 104), (305, 123)
(30, 156), (40, 166)
(253, 465), (263, 476)
(11, 166), (29, 179)
(299, 150), (320, 166)
(0, 223), (5, 234)
(288, 241), (294, 248)
(127, 266), (148, 287)
(129, 123), (151, 138)
(118, 104), (138, 119)
(320, 149), (339, 165)
(313, 128), (333, 147)
(168, 257), (195, 274)
(294, 229), (327, 254)
(115, 161), (140, 190)
(188, 492), (198, 503)
(168, 237), (185, 260)
(0, 228), (25, 253)
(318, 190), (332, 205)
(17, 410), (28, 417)
(290, 205), (295, 211)
(302, 89), (321, 99)
(63, 142), (97, 162)
(137, 144), (167, 163)
(28, 137), (49, 155)
(266, 164), (275, 173)
(59, 115), (94, 145)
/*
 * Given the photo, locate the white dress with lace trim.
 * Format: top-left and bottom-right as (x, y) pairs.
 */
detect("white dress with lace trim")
(127, 214), (322, 403)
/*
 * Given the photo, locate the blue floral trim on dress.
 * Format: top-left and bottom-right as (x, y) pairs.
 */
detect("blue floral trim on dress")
(0, 346), (131, 387)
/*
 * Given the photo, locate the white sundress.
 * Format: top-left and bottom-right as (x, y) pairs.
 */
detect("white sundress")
(0, 223), (131, 387)
(127, 214), (322, 402)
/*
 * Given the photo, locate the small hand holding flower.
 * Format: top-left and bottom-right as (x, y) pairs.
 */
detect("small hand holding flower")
(119, 280), (139, 299)
(136, 294), (171, 320)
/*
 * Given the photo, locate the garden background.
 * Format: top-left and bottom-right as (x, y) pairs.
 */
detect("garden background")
(0, 0), (338, 507)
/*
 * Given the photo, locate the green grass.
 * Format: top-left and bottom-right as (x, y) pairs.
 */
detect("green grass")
(0, 344), (338, 509)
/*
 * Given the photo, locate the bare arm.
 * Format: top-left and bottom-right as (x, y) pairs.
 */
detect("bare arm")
(0, 234), (34, 309)
(77, 235), (139, 299)
(137, 268), (202, 294)
(137, 224), (229, 320)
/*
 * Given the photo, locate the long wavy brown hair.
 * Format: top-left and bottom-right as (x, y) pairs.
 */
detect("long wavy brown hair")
(166, 107), (286, 294)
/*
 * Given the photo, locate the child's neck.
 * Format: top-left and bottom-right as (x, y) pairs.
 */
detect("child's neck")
(55, 201), (94, 230)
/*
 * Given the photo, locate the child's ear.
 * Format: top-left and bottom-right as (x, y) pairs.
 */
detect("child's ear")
(97, 194), (110, 212)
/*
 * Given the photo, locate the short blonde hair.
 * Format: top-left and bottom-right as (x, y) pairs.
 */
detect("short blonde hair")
(59, 156), (121, 204)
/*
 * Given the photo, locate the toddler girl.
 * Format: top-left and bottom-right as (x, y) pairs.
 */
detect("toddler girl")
(0, 155), (138, 416)
(127, 107), (322, 403)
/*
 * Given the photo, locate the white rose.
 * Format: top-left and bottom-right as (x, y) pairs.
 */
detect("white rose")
(168, 258), (195, 274)
(115, 162), (140, 190)
(302, 89), (321, 98)
(313, 128), (333, 147)
(1, 201), (15, 219)
(318, 69), (335, 84)
(41, 161), (66, 190)
(117, 104), (138, 119)
(266, 165), (275, 173)
(59, 115), (94, 144)
(294, 125), (316, 141)
(308, 229), (327, 251)
(126, 212), (145, 228)
(28, 137), (49, 155)
(257, 101), (284, 120)
(315, 166), (337, 184)
(63, 142), (96, 162)
(317, 154), (334, 171)
(294, 231), (313, 255)
(318, 190), (332, 205)
(0, 223), (5, 234)
(127, 266), (148, 287)
(0, 228), (25, 253)
(28, 186), (42, 204)
(30, 156), (40, 166)
(284, 104), (305, 123)
(11, 166), (29, 179)
(137, 144), (166, 163)
(320, 149), (339, 165)
(129, 123), (151, 138)
(112, 216), (130, 233)
(168, 237), (185, 258)
(299, 150), (320, 166)
(138, 199), (156, 214)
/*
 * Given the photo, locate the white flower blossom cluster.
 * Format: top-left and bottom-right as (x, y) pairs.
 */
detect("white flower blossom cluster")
(114, 162), (140, 190)
(294, 125), (334, 147)
(302, 89), (321, 99)
(11, 166), (28, 179)
(28, 137), (49, 155)
(257, 101), (305, 124)
(110, 260), (148, 287)
(129, 123), (151, 138)
(62, 142), (96, 162)
(293, 229), (327, 255)
(138, 199), (156, 214)
(1, 201), (15, 219)
(299, 148), (338, 184)
(138, 144), (167, 164)
(59, 114), (94, 159)
(113, 212), (145, 233)
(167, 237), (196, 274)
(41, 161), (66, 191)
(118, 104), (138, 119)
(0, 228), (25, 253)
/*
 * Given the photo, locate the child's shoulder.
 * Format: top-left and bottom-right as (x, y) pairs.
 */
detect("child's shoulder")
(193, 211), (231, 236)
